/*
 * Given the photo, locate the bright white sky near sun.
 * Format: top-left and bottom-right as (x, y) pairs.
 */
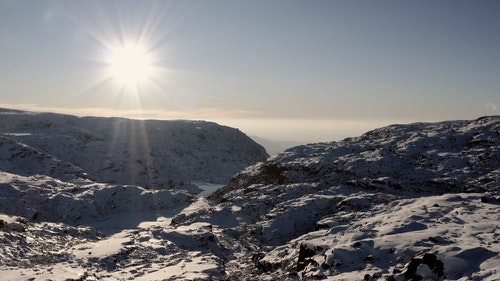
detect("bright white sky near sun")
(0, 0), (499, 142)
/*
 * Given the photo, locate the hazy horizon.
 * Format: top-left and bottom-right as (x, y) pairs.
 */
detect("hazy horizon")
(2, 105), (494, 145)
(1, 0), (498, 142)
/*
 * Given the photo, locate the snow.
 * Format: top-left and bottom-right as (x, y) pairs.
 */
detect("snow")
(0, 112), (499, 280)
(73, 231), (133, 260)
(4, 133), (32, 136)
(194, 182), (224, 197)
(134, 255), (221, 281)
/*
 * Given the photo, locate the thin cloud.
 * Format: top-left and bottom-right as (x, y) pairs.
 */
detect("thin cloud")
(0, 103), (264, 120)
(206, 96), (226, 102)
(485, 102), (497, 113)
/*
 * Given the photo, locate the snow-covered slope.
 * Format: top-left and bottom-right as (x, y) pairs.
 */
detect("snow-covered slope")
(0, 108), (269, 189)
(174, 116), (500, 280)
(1, 116), (498, 280)
(0, 171), (193, 224)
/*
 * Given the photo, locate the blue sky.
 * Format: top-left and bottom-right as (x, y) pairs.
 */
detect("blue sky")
(0, 0), (499, 141)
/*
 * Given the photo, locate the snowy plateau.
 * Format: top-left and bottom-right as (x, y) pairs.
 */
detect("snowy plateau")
(0, 110), (499, 281)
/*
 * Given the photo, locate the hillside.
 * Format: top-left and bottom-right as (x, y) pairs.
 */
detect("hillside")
(1, 116), (498, 280)
(0, 108), (268, 190)
(178, 116), (500, 280)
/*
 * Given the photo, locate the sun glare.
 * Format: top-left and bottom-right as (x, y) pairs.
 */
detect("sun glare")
(67, 2), (176, 101)
(105, 43), (155, 88)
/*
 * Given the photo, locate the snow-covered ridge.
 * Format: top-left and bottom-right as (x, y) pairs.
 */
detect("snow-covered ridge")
(216, 116), (498, 197)
(0, 108), (269, 189)
(175, 116), (499, 280)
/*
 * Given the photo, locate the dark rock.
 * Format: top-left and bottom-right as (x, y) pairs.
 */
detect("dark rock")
(428, 236), (439, 243)
(371, 179), (386, 185)
(421, 253), (444, 277)
(480, 194), (500, 204)
(386, 275), (396, 281)
(15, 217), (28, 224)
(346, 180), (358, 187)
(363, 255), (375, 263)
(403, 258), (422, 280)
(243, 187), (256, 194)
(296, 243), (317, 271)
(258, 259), (281, 273)
(7, 221), (26, 232)
(466, 139), (490, 148)
(403, 253), (445, 280)
(389, 182), (403, 190)
(262, 164), (286, 184)
(252, 252), (265, 267)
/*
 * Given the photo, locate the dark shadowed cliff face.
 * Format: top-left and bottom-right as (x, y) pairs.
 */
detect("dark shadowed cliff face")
(0, 108), (269, 189)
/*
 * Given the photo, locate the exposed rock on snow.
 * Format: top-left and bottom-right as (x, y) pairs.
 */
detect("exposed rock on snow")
(0, 213), (102, 268)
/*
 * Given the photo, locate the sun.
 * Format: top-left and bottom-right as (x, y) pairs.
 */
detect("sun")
(105, 43), (155, 88)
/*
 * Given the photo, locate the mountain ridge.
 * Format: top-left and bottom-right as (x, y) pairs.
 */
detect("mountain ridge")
(0, 108), (269, 190)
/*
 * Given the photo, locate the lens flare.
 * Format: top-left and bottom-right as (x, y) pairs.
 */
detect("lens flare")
(105, 42), (155, 87)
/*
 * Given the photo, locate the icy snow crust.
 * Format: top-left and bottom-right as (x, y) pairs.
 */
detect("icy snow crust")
(1, 114), (499, 280)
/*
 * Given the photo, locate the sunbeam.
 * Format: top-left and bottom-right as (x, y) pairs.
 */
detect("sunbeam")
(60, 1), (179, 108)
